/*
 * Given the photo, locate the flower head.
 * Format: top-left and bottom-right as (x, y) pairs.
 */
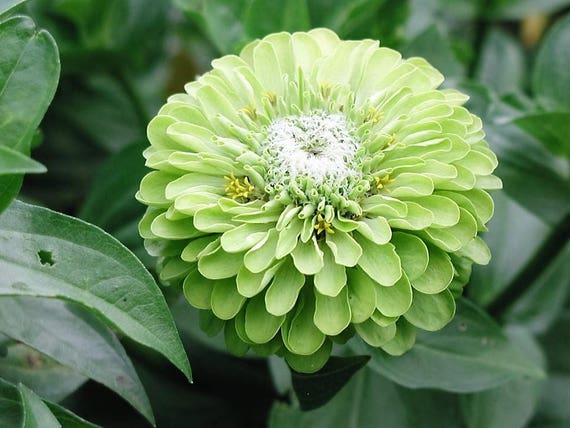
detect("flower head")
(137, 29), (501, 373)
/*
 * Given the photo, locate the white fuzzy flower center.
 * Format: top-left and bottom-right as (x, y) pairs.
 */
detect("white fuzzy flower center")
(264, 111), (359, 187)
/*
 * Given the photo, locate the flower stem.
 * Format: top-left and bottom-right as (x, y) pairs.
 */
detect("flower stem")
(488, 212), (570, 319)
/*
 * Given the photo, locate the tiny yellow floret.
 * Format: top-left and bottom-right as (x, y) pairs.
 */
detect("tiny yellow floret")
(225, 174), (255, 200)
(374, 174), (395, 191)
(314, 213), (334, 235)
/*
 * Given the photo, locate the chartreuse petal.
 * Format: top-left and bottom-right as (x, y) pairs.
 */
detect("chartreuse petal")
(404, 289), (455, 331)
(355, 236), (402, 286)
(199, 310), (224, 336)
(251, 335), (282, 356)
(159, 258), (194, 282)
(371, 310), (398, 327)
(314, 287), (352, 336)
(193, 205), (235, 232)
(211, 278), (246, 320)
(388, 202), (433, 230)
(181, 236), (216, 262)
(236, 261), (283, 298)
(346, 268), (377, 323)
(285, 340), (332, 374)
(356, 216), (392, 244)
(314, 245), (347, 297)
(291, 236), (324, 275)
(234, 308), (253, 344)
(245, 294), (285, 344)
(422, 207), (478, 252)
(183, 268), (214, 309)
(456, 236), (491, 265)
(287, 292), (325, 355)
(325, 230), (362, 267)
(408, 195), (460, 227)
(198, 246), (243, 279)
(244, 228), (279, 273)
(437, 189), (494, 229)
(265, 259), (305, 316)
(224, 320), (249, 356)
(381, 319), (416, 356)
(139, 208), (162, 239)
(354, 319), (396, 347)
(411, 245), (454, 294)
(137, 171), (177, 207)
(375, 273), (413, 317)
(151, 213), (203, 239)
(390, 232), (429, 281)
(275, 216), (303, 259)
(221, 223), (269, 253)
(389, 173), (434, 197)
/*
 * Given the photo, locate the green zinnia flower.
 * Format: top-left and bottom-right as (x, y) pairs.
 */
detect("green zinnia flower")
(137, 29), (501, 373)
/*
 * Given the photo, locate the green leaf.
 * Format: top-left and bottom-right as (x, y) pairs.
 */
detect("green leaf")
(353, 299), (545, 392)
(476, 28), (525, 95)
(291, 355), (370, 411)
(0, 341), (86, 402)
(533, 13), (570, 110)
(0, 296), (154, 424)
(514, 112), (570, 158)
(0, 200), (191, 383)
(244, 0), (310, 38)
(0, 377), (22, 427)
(18, 383), (60, 428)
(0, 0), (28, 16)
(489, 0), (570, 20)
(45, 402), (101, 428)
(0, 145), (46, 175)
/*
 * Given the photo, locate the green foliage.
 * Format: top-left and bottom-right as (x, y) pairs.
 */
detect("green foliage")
(0, 0), (569, 426)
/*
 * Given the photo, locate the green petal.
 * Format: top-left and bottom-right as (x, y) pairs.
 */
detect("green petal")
(224, 320), (249, 356)
(285, 340), (332, 374)
(198, 246), (243, 279)
(181, 236), (217, 262)
(165, 173), (225, 199)
(210, 278), (246, 320)
(356, 216), (392, 245)
(354, 319), (396, 347)
(325, 230), (362, 267)
(314, 287), (352, 336)
(243, 228), (279, 273)
(389, 173), (434, 197)
(183, 268), (213, 309)
(221, 223), (269, 253)
(375, 272), (413, 317)
(275, 216), (303, 259)
(421, 207), (478, 252)
(361, 195), (408, 217)
(370, 309), (398, 327)
(245, 294), (285, 344)
(388, 201), (434, 230)
(151, 213), (203, 240)
(409, 195), (460, 227)
(236, 261), (283, 298)
(411, 245), (454, 294)
(381, 319), (416, 356)
(159, 257), (193, 283)
(404, 289), (456, 331)
(347, 268), (377, 323)
(192, 205), (235, 232)
(355, 236), (402, 286)
(291, 236), (324, 275)
(253, 41), (284, 96)
(314, 245), (347, 297)
(139, 208), (162, 239)
(199, 310), (225, 336)
(390, 232), (429, 281)
(456, 236), (491, 265)
(265, 259), (306, 316)
(287, 292), (326, 355)
(137, 171), (177, 207)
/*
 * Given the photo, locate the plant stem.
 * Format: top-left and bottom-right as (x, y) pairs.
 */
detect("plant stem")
(488, 212), (570, 319)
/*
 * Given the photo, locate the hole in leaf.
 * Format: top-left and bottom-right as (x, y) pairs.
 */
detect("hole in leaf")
(38, 250), (55, 266)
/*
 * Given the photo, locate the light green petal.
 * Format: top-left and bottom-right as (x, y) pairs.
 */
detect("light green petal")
(181, 236), (218, 262)
(147, 115), (179, 150)
(356, 216), (392, 245)
(137, 171), (177, 207)
(243, 228), (279, 273)
(159, 257), (194, 282)
(455, 147), (498, 176)
(404, 289), (456, 331)
(381, 319), (416, 356)
(456, 236), (491, 265)
(165, 173), (225, 199)
(221, 223), (269, 253)
(314, 245), (347, 297)
(183, 268), (213, 310)
(286, 293), (326, 355)
(224, 320), (249, 356)
(376, 272), (413, 317)
(307, 28), (341, 55)
(370, 309), (398, 327)
(245, 294), (285, 344)
(193, 205), (235, 233)
(361, 195), (408, 217)
(354, 319), (396, 347)
(355, 236), (402, 286)
(198, 246), (243, 279)
(265, 259), (305, 316)
(168, 151), (236, 176)
(475, 174), (503, 190)
(436, 189), (494, 230)
(166, 121), (220, 154)
(196, 84), (242, 123)
(346, 269), (377, 323)
(139, 208), (162, 239)
(314, 287), (352, 336)
(285, 340), (332, 374)
(436, 164), (476, 191)
(408, 195), (460, 227)
(236, 261), (283, 298)
(211, 278), (246, 320)
(388, 201), (434, 230)
(390, 232), (429, 281)
(151, 213), (203, 240)
(291, 236), (324, 275)
(421, 207), (478, 252)
(275, 216), (303, 259)
(291, 32), (322, 74)
(411, 245), (454, 294)
(325, 230), (362, 267)
(253, 41), (284, 96)
(174, 192), (220, 216)
(388, 173), (434, 197)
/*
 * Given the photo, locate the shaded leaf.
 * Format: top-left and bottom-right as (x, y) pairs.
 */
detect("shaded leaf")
(0, 377), (22, 427)
(18, 383), (60, 428)
(514, 112), (570, 158)
(0, 145), (46, 175)
(0, 0), (28, 16)
(45, 402), (101, 428)
(244, 0), (310, 38)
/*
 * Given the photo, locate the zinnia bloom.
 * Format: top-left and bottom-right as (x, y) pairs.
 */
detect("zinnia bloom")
(138, 29), (500, 373)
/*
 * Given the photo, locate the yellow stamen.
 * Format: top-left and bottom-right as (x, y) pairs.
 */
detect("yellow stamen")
(224, 174), (255, 200)
(314, 213), (334, 235)
(365, 106), (384, 124)
(263, 91), (277, 106)
(374, 174), (395, 191)
(385, 133), (396, 147)
(320, 83), (334, 99)
(240, 104), (257, 121)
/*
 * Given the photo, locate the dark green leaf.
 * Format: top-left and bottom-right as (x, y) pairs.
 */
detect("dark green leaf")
(514, 112), (570, 158)
(0, 342), (86, 402)
(46, 401), (101, 428)
(0, 377), (23, 427)
(489, 0), (570, 20)
(352, 299), (545, 392)
(0, 200), (191, 383)
(0, 297), (153, 424)
(476, 28), (525, 95)
(292, 355), (370, 411)
(0, 0), (29, 16)
(0, 145), (46, 175)
(244, 0), (310, 38)
(533, 13), (570, 110)
(18, 383), (60, 428)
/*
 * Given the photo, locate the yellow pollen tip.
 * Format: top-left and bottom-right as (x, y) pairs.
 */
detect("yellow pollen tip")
(240, 104), (257, 121)
(374, 174), (394, 191)
(225, 174), (255, 200)
(314, 214), (334, 235)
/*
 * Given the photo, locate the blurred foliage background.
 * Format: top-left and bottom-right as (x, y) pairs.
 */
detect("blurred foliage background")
(1, 0), (569, 427)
